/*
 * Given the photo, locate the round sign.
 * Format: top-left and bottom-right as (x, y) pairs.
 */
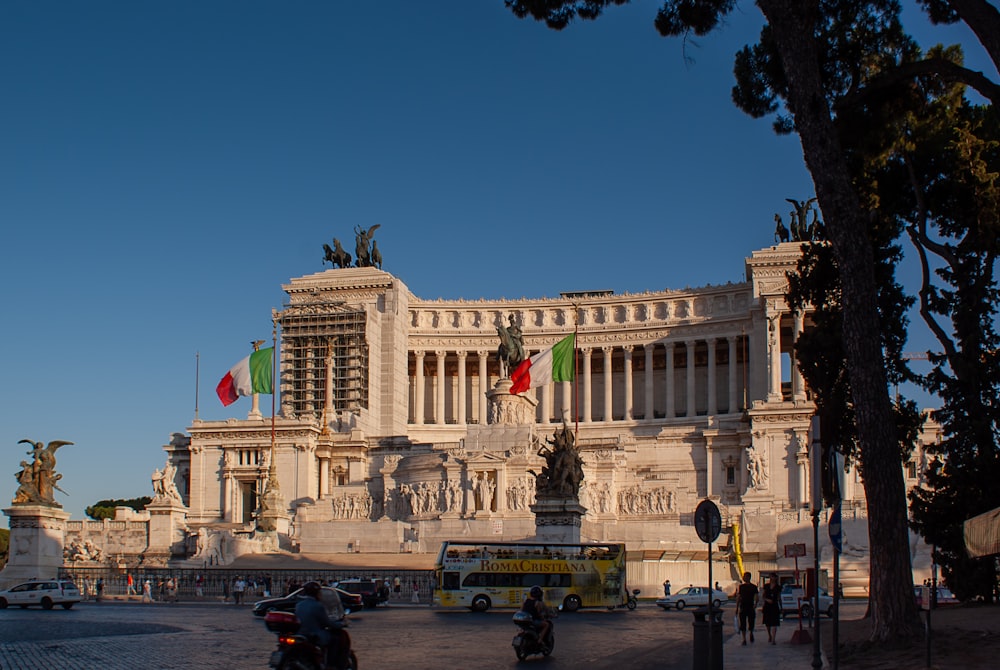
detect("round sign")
(694, 499), (722, 544)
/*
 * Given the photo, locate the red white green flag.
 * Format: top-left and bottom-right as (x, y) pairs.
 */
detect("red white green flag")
(216, 347), (274, 406)
(509, 334), (575, 394)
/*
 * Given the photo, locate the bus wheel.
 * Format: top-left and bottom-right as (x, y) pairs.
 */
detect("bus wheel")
(471, 595), (491, 612)
(563, 595), (582, 612)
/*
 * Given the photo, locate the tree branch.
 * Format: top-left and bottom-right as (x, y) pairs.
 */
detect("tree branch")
(837, 57), (1000, 112)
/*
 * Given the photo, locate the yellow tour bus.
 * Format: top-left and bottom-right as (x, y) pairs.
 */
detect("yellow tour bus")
(432, 540), (627, 612)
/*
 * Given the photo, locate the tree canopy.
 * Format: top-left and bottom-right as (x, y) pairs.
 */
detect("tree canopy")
(85, 497), (152, 520)
(504, 0), (1000, 641)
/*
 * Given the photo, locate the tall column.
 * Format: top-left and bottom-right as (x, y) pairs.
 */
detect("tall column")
(767, 306), (783, 402)
(623, 346), (634, 420)
(644, 344), (655, 421)
(456, 351), (468, 424)
(795, 429), (810, 507)
(414, 351), (425, 425)
(582, 348), (592, 422)
(685, 340), (697, 417)
(792, 310), (806, 401)
(435, 350), (446, 424)
(319, 457), (329, 498)
(602, 347), (614, 421)
(666, 342), (676, 419)
(477, 351), (489, 424)
(541, 375), (552, 424)
(727, 335), (739, 414)
(707, 337), (718, 415)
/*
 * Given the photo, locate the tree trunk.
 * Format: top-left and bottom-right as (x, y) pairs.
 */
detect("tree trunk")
(757, 0), (923, 642)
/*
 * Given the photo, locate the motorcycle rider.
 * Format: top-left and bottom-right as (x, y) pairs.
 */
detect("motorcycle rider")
(294, 581), (345, 668)
(520, 586), (552, 647)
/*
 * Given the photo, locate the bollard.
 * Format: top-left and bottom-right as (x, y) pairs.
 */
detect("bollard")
(692, 606), (724, 670)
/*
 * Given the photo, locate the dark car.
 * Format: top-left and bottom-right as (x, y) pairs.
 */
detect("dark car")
(337, 579), (389, 609)
(252, 586), (361, 617)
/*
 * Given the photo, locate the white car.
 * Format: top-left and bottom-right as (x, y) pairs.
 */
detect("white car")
(656, 586), (728, 610)
(0, 579), (82, 610)
(780, 583), (834, 618)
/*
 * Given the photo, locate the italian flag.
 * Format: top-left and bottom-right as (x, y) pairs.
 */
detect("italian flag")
(509, 334), (575, 394)
(216, 347), (274, 406)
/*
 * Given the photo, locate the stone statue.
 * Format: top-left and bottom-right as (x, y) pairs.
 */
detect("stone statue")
(747, 445), (768, 490)
(371, 240), (382, 269)
(161, 460), (182, 502)
(322, 238), (352, 268)
(13, 439), (72, 506)
(496, 313), (525, 378)
(531, 422), (584, 498)
(151, 467), (165, 497)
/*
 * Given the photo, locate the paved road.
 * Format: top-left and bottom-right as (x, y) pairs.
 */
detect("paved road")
(0, 599), (866, 669)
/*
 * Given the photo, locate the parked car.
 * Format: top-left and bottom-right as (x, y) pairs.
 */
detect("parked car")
(0, 579), (81, 610)
(655, 586), (728, 610)
(914, 586), (959, 608)
(252, 586), (359, 617)
(780, 583), (835, 618)
(336, 579), (389, 609)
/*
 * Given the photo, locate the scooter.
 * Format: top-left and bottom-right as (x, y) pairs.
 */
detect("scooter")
(609, 588), (641, 610)
(264, 610), (358, 670)
(512, 611), (555, 660)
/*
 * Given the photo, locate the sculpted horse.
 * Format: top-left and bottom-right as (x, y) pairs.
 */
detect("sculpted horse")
(322, 239), (352, 268)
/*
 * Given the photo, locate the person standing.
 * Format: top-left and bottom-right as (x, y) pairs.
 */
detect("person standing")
(411, 581), (420, 603)
(233, 576), (246, 605)
(142, 579), (154, 603)
(761, 573), (782, 644)
(736, 571), (760, 645)
(663, 579), (671, 596)
(95, 577), (104, 602)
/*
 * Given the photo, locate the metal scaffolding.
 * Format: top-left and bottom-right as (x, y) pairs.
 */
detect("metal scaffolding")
(277, 306), (368, 418)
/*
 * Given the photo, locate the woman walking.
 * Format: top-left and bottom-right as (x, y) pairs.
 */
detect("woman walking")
(761, 573), (782, 644)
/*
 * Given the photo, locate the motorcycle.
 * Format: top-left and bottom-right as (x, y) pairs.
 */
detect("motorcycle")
(264, 610), (358, 670)
(512, 610), (555, 660)
(608, 589), (641, 611)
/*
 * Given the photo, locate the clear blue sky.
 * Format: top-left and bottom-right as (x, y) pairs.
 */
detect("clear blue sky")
(0, 2), (987, 520)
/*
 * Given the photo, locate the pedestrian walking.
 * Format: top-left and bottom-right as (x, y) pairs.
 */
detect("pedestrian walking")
(126, 573), (136, 595)
(393, 576), (401, 597)
(82, 576), (91, 601)
(142, 579), (154, 603)
(761, 573), (782, 644)
(96, 577), (104, 602)
(736, 571), (760, 646)
(411, 581), (420, 603)
(195, 574), (204, 598)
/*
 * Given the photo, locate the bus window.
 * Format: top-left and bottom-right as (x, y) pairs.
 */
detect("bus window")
(443, 572), (461, 591)
(522, 574), (544, 588)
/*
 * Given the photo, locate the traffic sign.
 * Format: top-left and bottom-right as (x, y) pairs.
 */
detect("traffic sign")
(829, 503), (843, 553)
(694, 499), (722, 544)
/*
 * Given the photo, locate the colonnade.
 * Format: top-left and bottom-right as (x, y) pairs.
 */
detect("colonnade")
(409, 336), (751, 425)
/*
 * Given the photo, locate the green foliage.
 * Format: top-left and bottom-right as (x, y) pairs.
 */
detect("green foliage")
(85, 497), (152, 520)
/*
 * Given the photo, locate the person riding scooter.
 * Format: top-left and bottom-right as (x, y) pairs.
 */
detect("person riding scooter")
(521, 586), (552, 646)
(295, 581), (347, 669)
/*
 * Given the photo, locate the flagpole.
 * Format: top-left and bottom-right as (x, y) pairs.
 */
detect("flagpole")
(270, 320), (278, 450)
(194, 351), (200, 420)
(572, 304), (580, 437)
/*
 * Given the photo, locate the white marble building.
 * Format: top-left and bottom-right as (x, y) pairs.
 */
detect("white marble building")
(148, 242), (934, 591)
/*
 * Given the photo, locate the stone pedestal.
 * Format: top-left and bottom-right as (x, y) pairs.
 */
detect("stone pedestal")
(530, 496), (587, 544)
(142, 498), (188, 566)
(0, 504), (71, 588)
(487, 378), (538, 425)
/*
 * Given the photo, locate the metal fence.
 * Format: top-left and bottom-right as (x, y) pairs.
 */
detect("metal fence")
(58, 566), (435, 603)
